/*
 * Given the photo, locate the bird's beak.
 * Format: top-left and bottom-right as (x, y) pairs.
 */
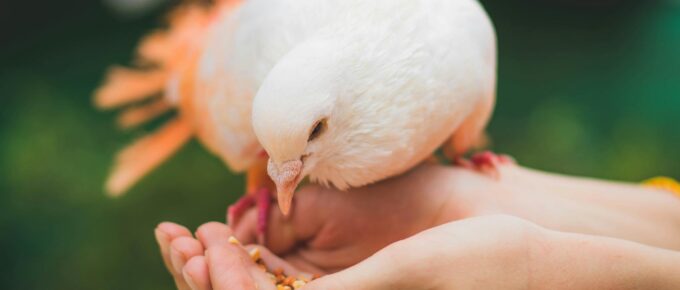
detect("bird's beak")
(267, 158), (303, 216)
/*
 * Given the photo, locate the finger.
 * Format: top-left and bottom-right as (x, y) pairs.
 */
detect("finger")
(156, 222), (192, 271)
(206, 245), (253, 289)
(195, 222), (234, 249)
(243, 245), (314, 278)
(302, 238), (422, 290)
(231, 208), (258, 245)
(183, 256), (211, 290)
(279, 253), (326, 276)
(233, 207), (297, 254)
(156, 223), (194, 290)
(303, 253), (393, 290)
(170, 236), (205, 275)
(205, 245), (276, 290)
(232, 185), (331, 253)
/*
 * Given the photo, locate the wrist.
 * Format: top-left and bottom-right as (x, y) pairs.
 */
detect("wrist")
(423, 215), (544, 290)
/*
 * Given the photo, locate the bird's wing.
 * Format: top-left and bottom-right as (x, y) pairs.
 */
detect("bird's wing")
(446, 92), (495, 158)
(105, 118), (192, 196)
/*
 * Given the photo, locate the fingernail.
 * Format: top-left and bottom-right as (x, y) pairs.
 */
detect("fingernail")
(184, 271), (198, 290)
(157, 222), (177, 234)
(170, 247), (184, 274)
(154, 228), (168, 251)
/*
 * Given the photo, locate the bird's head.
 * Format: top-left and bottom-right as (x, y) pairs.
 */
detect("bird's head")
(252, 39), (344, 215)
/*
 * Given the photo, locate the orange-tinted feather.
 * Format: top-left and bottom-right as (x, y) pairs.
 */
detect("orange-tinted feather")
(246, 158), (274, 194)
(94, 66), (167, 109)
(117, 98), (172, 129)
(97, 0), (243, 196)
(106, 118), (193, 196)
(136, 30), (174, 65)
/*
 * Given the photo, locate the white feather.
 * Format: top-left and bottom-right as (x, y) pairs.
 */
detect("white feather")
(194, 0), (496, 188)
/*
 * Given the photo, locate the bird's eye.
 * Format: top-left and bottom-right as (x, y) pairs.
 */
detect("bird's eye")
(308, 118), (327, 142)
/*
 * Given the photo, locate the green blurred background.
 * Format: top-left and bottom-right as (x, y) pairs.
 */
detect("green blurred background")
(1, 0), (678, 289)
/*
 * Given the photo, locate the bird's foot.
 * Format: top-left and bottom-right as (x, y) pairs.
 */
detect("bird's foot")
(455, 150), (515, 179)
(227, 195), (255, 227)
(226, 188), (272, 245)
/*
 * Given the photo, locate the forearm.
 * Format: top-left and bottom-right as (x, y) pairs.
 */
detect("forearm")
(499, 166), (680, 250)
(533, 229), (680, 290)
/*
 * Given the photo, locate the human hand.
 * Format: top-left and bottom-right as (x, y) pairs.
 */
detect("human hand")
(153, 163), (487, 289)
(230, 163), (485, 273)
(153, 163), (469, 290)
(154, 214), (541, 290)
(155, 162), (680, 289)
(229, 161), (680, 272)
(158, 215), (680, 290)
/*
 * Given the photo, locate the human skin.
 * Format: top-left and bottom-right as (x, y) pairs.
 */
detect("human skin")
(155, 163), (680, 289)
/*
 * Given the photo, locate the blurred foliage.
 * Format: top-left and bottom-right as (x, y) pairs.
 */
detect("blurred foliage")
(0, 0), (678, 289)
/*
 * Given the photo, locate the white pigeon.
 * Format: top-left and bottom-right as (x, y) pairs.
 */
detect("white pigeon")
(95, 0), (498, 236)
(249, 0), (498, 214)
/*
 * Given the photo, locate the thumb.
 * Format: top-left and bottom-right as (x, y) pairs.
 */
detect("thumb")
(304, 245), (406, 290)
(232, 185), (339, 253)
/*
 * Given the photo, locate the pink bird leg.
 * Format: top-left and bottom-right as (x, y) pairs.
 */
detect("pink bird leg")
(227, 187), (272, 244)
(227, 195), (255, 226)
(256, 187), (271, 245)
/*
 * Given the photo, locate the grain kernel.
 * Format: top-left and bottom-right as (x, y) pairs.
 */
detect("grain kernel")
(228, 236), (241, 246)
(286, 276), (297, 285)
(292, 280), (306, 289)
(248, 248), (261, 261)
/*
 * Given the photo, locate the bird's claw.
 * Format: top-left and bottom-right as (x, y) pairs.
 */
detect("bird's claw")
(456, 150), (515, 179)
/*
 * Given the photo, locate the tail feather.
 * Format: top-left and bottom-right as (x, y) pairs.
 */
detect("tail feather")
(136, 30), (174, 65)
(117, 98), (172, 129)
(136, 4), (210, 65)
(95, 2), (213, 110)
(106, 118), (193, 196)
(95, 2), (221, 196)
(94, 66), (168, 109)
